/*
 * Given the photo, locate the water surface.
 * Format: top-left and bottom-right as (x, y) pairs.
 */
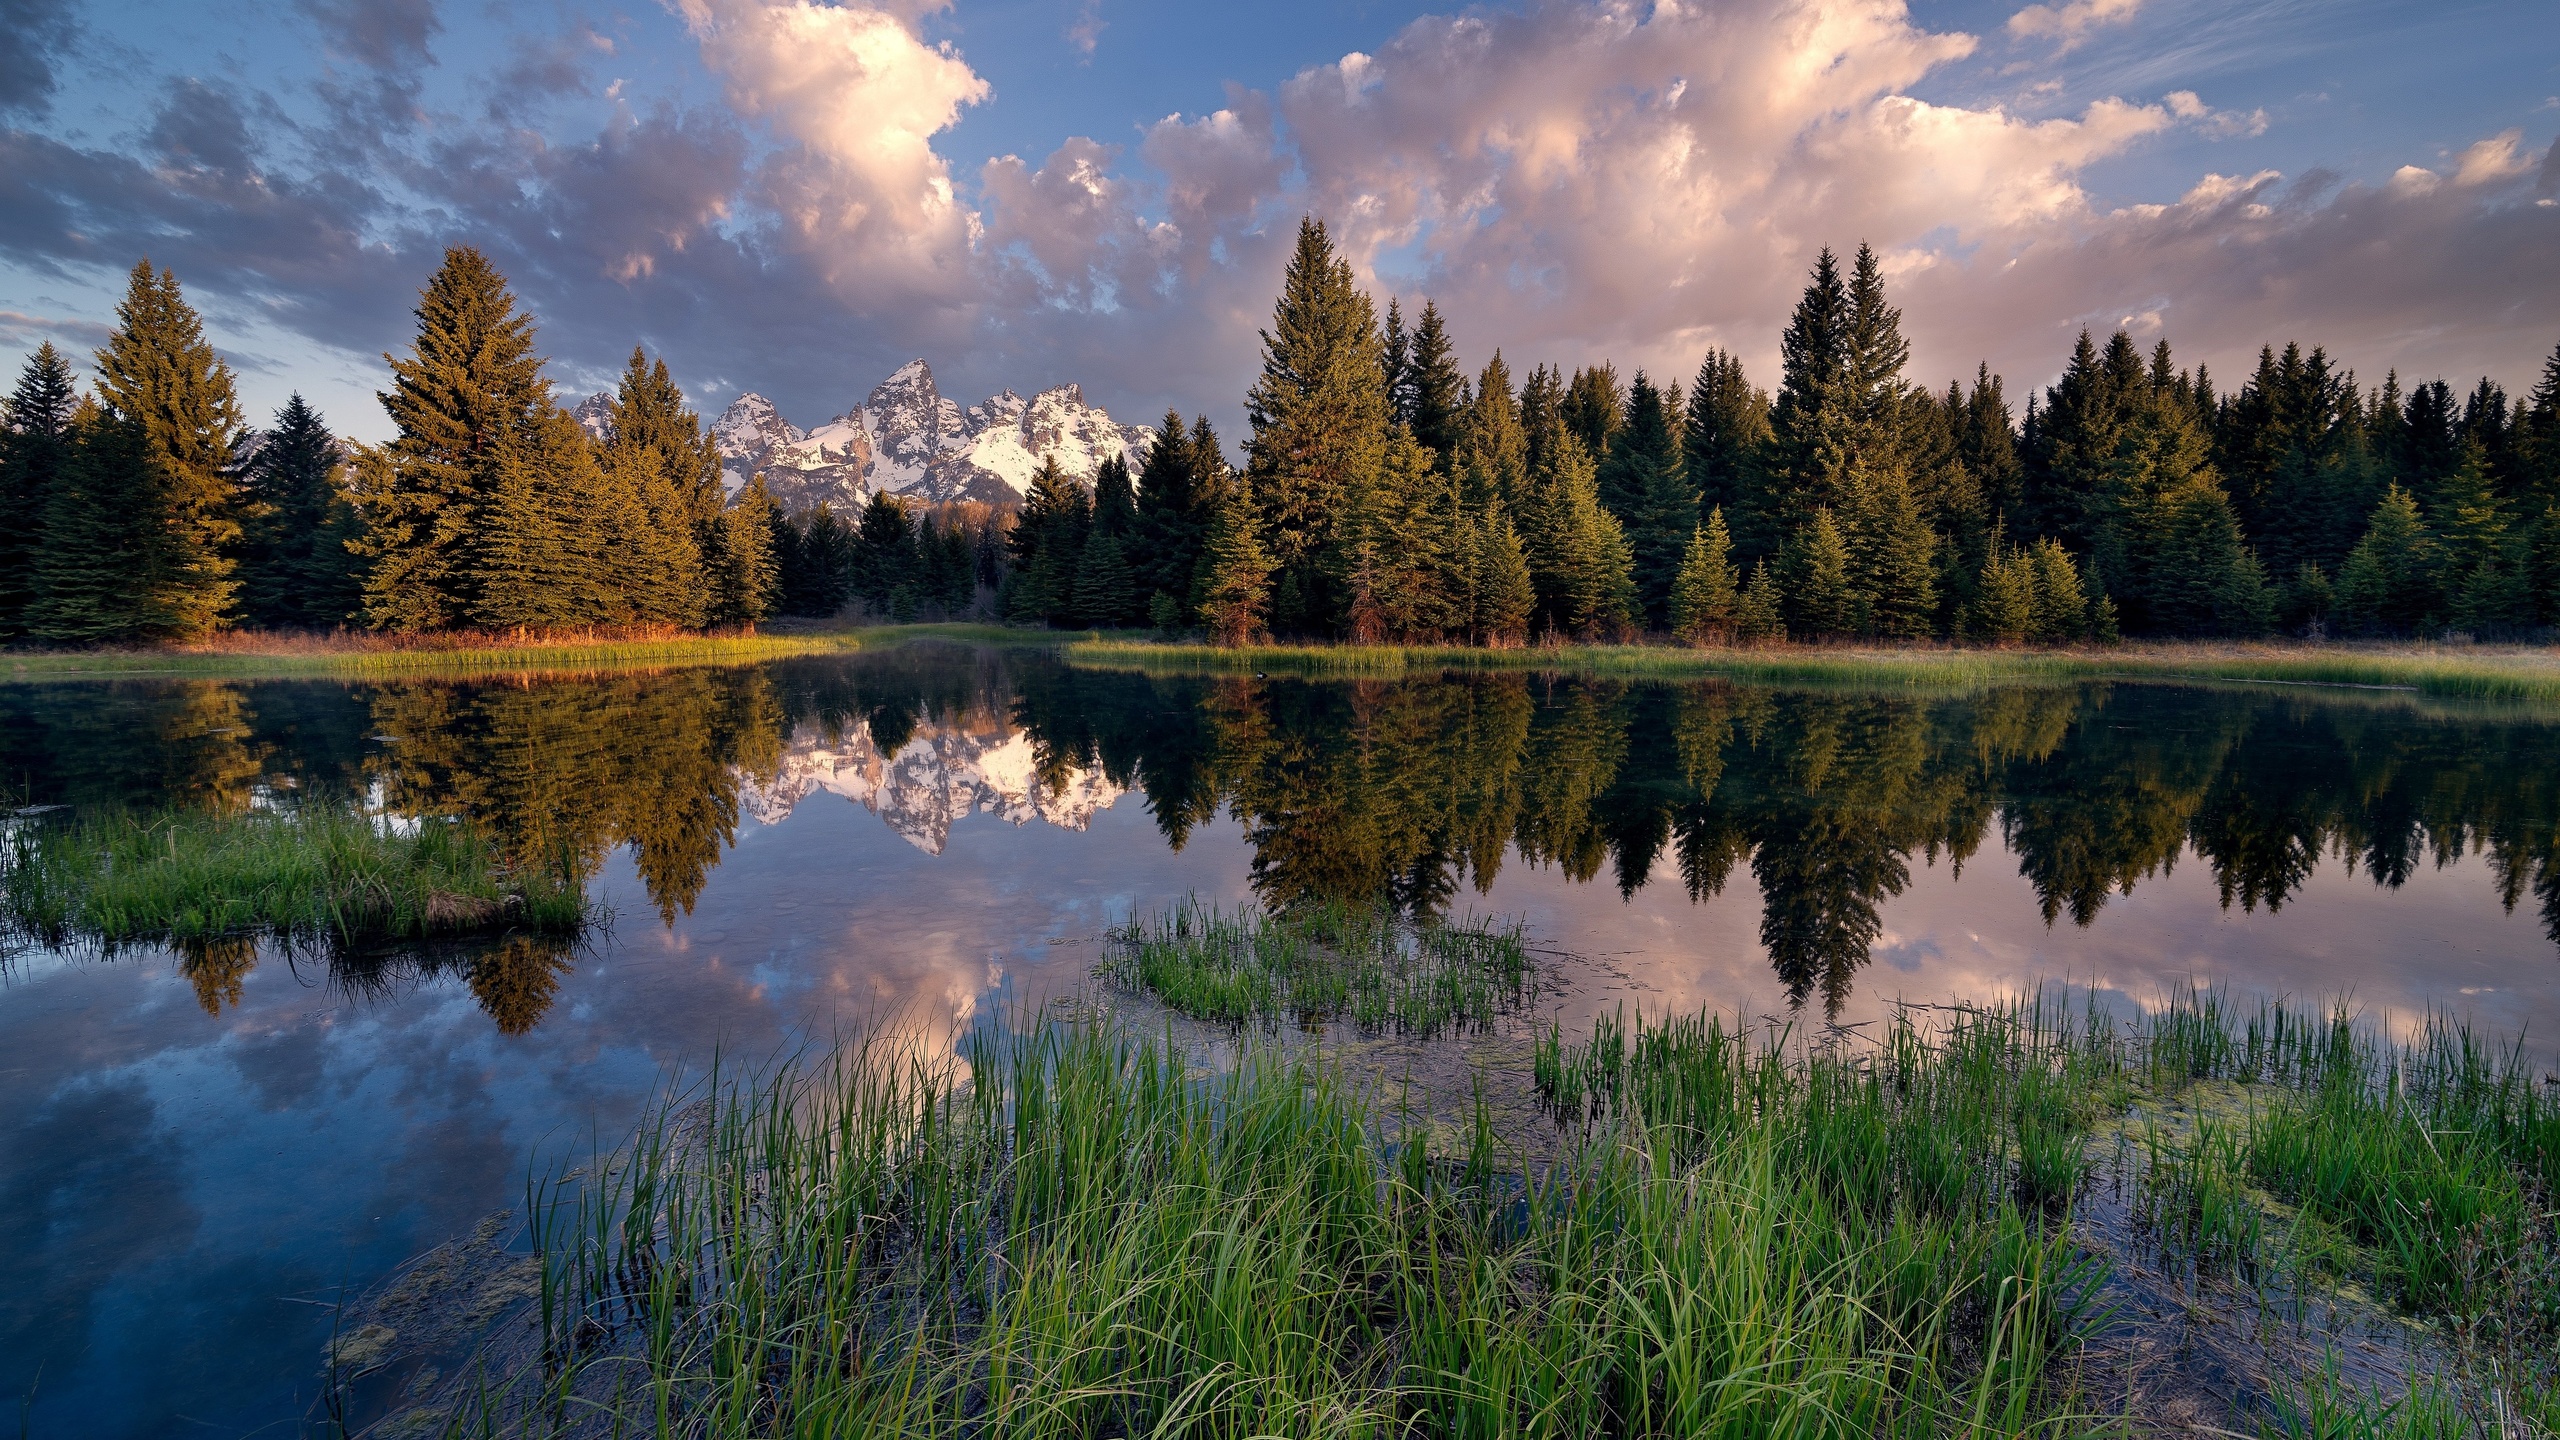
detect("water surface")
(5, 644), (2558, 1435)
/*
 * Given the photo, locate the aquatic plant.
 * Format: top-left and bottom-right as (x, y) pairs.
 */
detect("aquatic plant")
(1, 804), (590, 950)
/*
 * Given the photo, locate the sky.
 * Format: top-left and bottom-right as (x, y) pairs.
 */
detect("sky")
(0, 0), (2554, 444)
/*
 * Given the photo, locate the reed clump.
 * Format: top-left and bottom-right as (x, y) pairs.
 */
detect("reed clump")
(1096, 899), (1534, 1035)
(2, 806), (589, 950)
(490, 1010), (2106, 1438)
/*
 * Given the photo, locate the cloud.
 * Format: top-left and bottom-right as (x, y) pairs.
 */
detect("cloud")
(673, 0), (989, 308)
(2005, 0), (2142, 52)
(297, 0), (440, 71)
(1067, 0), (1104, 59)
(0, 0), (79, 116)
(0, 307), (110, 350)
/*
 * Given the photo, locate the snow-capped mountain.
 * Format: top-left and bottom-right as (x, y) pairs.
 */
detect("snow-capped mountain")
(712, 359), (1151, 513)
(743, 712), (1123, 854)
(570, 392), (615, 442)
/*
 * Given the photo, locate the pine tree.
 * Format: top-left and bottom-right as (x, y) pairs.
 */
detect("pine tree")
(1520, 426), (1636, 639)
(1456, 352), (1526, 507)
(706, 476), (780, 627)
(1195, 474), (1271, 646)
(1971, 533), (2036, 645)
(1342, 428), (1450, 642)
(1403, 300), (1466, 470)
(854, 491), (917, 615)
(599, 347), (719, 625)
(2429, 437), (2533, 632)
(1244, 217), (1390, 634)
(1955, 364), (2024, 532)
(1076, 531), (1137, 629)
(1668, 508), (1740, 645)
(2518, 340), (2560, 510)
(237, 394), (362, 628)
(93, 261), (246, 637)
(1473, 501), (1535, 646)
(31, 405), (186, 643)
(2027, 330), (2143, 549)
(1682, 349), (1769, 526)
(2136, 478), (2269, 636)
(1601, 371), (1695, 625)
(1560, 364), (1623, 472)
(1845, 471), (1936, 638)
(1134, 413), (1208, 614)
(2026, 539), (2090, 643)
(1766, 250), (1853, 537)
(1784, 509), (1853, 639)
(354, 247), (552, 632)
(1009, 455), (1092, 626)
(475, 406), (609, 630)
(2332, 485), (2439, 634)
(1732, 560), (1784, 643)
(0, 344), (78, 636)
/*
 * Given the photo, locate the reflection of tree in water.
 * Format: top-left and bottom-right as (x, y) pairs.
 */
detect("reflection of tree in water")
(178, 935), (257, 1014)
(366, 667), (786, 924)
(466, 936), (579, 1036)
(1011, 667), (2560, 1013)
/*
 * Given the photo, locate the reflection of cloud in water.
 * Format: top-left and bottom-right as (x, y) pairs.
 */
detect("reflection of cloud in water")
(745, 719), (1122, 855)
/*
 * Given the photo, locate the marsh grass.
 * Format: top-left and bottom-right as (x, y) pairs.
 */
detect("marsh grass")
(466, 1008), (2107, 1439)
(1, 805), (589, 950)
(1064, 638), (2560, 705)
(1096, 899), (1534, 1035)
(0, 630), (852, 681)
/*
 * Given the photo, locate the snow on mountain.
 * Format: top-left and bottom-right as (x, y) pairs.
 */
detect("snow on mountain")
(570, 392), (615, 442)
(742, 711), (1122, 854)
(712, 359), (1151, 514)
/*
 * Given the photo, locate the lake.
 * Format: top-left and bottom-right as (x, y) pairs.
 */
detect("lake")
(5, 641), (2558, 1436)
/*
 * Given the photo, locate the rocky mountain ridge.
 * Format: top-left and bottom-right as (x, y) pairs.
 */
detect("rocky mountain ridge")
(743, 713), (1123, 854)
(698, 359), (1153, 514)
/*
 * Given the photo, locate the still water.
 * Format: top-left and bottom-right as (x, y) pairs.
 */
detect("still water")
(5, 643), (2559, 1435)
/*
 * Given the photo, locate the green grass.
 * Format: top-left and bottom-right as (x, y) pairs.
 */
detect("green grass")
(1096, 899), (1534, 1035)
(2, 805), (591, 950)
(1064, 637), (2560, 704)
(469, 1007), (2106, 1438)
(0, 631), (857, 681)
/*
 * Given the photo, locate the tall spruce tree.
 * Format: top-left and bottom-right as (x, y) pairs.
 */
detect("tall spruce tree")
(0, 343), (78, 636)
(31, 405), (186, 643)
(93, 261), (246, 637)
(1473, 501), (1536, 645)
(600, 347), (721, 625)
(1669, 508), (1740, 645)
(1008, 455), (1091, 626)
(1456, 352), (1526, 507)
(1560, 364), (1623, 472)
(1195, 473), (1271, 645)
(1785, 507), (1854, 639)
(1681, 349), (1769, 529)
(1133, 413), (1202, 612)
(354, 247), (553, 632)
(1402, 300), (1466, 470)
(237, 394), (362, 628)
(1844, 470), (1936, 638)
(2333, 485), (2440, 635)
(706, 476), (780, 627)
(1954, 365), (2024, 533)
(853, 491), (917, 615)
(1601, 371), (1695, 626)
(1765, 248), (1853, 538)
(1244, 217), (1389, 634)
(2428, 437), (2533, 632)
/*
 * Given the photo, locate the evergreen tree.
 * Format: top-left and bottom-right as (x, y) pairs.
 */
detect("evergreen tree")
(1195, 474), (1271, 646)
(353, 247), (553, 632)
(1681, 348), (1770, 526)
(1971, 532), (2036, 645)
(1732, 560), (1784, 642)
(1076, 531), (1138, 629)
(1133, 413), (1210, 614)
(2517, 341), (2560, 510)
(854, 491), (917, 616)
(1668, 508), (1740, 645)
(2428, 437), (2533, 632)
(1784, 508), (1854, 639)
(706, 476), (780, 627)
(1244, 217), (1389, 634)
(237, 394), (362, 628)
(1844, 470), (1936, 638)
(2215, 341), (2373, 579)
(1343, 430), (1449, 642)
(31, 405), (185, 642)
(1383, 298), (1411, 425)
(93, 261), (246, 637)
(2136, 478), (2270, 636)
(2399, 379), (2462, 504)
(1520, 425), (1635, 638)
(1954, 364), (2024, 532)
(1765, 249), (1853, 538)
(1603, 370), (1695, 624)
(1455, 352), (1526, 507)
(475, 406), (611, 630)
(780, 503), (856, 616)
(0, 344), (78, 636)
(1560, 363), (1623, 470)
(1008, 454), (1091, 626)
(599, 347), (719, 625)
(1402, 300), (1466, 469)
(2332, 485), (2440, 635)
(2026, 330), (2143, 549)
(1473, 501), (1535, 646)
(2026, 539), (2091, 643)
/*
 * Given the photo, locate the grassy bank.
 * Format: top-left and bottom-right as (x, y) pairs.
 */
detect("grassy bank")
(2, 806), (589, 950)
(1066, 637), (2560, 704)
(0, 629), (857, 681)
(1097, 899), (1534, 1034)
(408, 932), (2560, 1437)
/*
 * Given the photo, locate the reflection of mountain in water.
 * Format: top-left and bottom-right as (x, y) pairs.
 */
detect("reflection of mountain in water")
(745, 717), (1122, 853)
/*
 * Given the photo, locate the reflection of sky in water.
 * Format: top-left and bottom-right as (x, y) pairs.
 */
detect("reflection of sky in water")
(6, 657), (2560, 1435)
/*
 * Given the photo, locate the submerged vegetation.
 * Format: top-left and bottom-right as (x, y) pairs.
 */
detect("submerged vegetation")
(1, 805), (588, 953)
(403, 977), (2560, 1437)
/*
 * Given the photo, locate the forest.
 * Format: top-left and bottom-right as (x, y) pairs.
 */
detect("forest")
(3, 225), (2557, 647)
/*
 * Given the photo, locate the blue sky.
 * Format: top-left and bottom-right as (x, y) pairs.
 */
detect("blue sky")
(1, 0), (2553, 442)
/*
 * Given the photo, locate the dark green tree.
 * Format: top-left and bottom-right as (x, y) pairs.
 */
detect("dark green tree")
(1784, 507), (1854, 639)
(1602, 370), (1694, 624)
(706, 476), (780, 626)
(1195, 473), (1271, 645)
(1400, 300), (1466, 469)
(30, 405), (185, 643)
(1682, 349), (1769, 528)
(1765, 249), (1853, 538)
(0, 343), (78, 636)
(853, 490), (917, 616)
(2332, 484), (2440, 635)
(237, 394), (363, 628)
(1669, 508), (1740, 644)
(1008, 454), (1092, 626)
(1560, 364), (1623, 472)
